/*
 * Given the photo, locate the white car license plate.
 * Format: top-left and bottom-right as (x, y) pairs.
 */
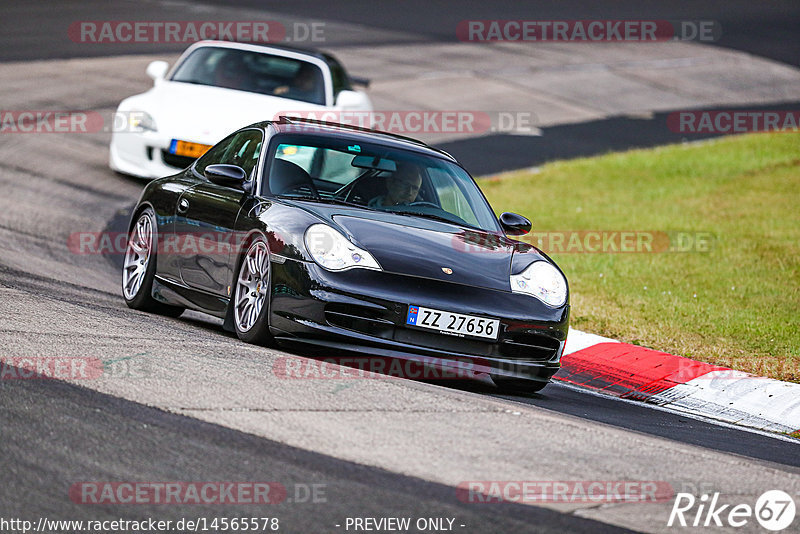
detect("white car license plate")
(406, 305), (500, 340)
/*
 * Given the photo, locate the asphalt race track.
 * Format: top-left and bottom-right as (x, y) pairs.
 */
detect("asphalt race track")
(2, 0), (798, 66)
(1, 2), (799, 533)
(1, 371), (629, 533)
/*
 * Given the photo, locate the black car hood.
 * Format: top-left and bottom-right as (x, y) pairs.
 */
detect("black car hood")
(332, 213), (516, 291)
(277, 199), (552, 291)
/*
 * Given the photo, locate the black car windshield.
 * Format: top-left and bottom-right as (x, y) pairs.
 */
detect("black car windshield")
(264, 136), (501, 233)
(170, 47), (326, 105)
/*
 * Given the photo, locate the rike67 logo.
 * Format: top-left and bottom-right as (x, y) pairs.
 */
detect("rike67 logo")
(668, 490), (796, 531)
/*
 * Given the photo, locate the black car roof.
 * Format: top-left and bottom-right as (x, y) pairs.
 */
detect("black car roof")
(246, 117), (458, 162)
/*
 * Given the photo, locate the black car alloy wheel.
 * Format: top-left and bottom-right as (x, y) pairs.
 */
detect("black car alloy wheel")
(122, 207), (184, 317)
(233, 238), (274, 344)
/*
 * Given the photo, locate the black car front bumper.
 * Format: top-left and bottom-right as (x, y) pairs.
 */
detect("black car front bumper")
(268, 258), (569, 383)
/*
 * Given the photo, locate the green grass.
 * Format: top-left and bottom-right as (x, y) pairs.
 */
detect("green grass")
(479, 133), (800, 382)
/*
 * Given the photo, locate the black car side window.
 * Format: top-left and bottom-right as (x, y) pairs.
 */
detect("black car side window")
(194, 130), (264, 179)
(225, 131), (263, 179)
(194, 131), (238, 177)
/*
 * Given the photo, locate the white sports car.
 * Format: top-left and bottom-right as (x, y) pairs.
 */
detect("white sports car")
(109, 40), (373, 179)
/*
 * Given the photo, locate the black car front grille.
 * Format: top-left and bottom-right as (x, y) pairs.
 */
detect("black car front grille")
(499, 332), (560, 362)
(161, 150), (195, 169)
(393, 328), (496, 356)
(324, 304), (395, 338)
(324, 303), (560, 362)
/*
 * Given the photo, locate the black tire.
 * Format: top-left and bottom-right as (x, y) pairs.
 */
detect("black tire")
(493, 377), (548, 395)
(231, 238), (274, 345)
(122, 207), (184, 317)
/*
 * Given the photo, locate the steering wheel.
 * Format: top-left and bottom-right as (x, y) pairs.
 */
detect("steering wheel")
(330, 171), (374, 203)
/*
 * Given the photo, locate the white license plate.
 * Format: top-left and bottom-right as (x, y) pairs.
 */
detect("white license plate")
(406, 305), (500, 340)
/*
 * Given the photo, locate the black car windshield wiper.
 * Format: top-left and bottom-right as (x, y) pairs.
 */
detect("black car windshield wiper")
(385, 209), (473, 229)
(277, 195), (365, 209)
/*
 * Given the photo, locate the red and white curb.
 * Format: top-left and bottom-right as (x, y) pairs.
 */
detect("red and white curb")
(557, 329), (800, 435)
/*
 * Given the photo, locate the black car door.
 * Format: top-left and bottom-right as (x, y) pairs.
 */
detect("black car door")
(174, 128), (264, 296)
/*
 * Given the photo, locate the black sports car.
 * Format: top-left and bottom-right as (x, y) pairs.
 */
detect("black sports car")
(122, 118), (569, 392)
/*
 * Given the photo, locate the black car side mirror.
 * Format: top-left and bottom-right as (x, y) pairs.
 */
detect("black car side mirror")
(205, 164), (248, 189)
(499, 212), (532, 236)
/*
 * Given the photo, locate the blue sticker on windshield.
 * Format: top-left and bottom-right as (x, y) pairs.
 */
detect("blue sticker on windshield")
(347, 144), (361, 153)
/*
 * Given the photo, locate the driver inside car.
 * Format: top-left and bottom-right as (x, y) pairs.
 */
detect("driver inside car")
(368, 165), (423, 208)
(215, 53), (252, 91)
(273, 63), (324, 103)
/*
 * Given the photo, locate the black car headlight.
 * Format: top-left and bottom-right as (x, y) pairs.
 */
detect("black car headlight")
(510, 261), (567, 307)
(304, 224), (381, 272)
